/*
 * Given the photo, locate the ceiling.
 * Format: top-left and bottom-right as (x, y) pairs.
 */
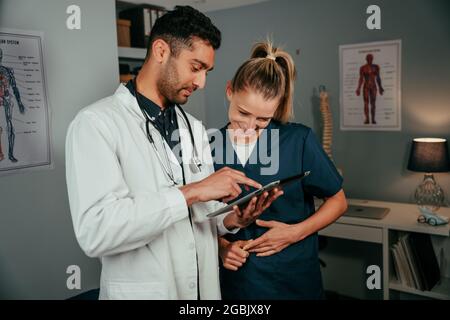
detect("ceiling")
(121, 0), (271, 12)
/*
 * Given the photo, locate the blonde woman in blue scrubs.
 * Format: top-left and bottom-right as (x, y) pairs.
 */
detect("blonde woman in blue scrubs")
(211, 41), (348, 299)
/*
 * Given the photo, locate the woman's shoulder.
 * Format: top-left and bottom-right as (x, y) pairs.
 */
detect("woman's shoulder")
(271, 120), (313, 138)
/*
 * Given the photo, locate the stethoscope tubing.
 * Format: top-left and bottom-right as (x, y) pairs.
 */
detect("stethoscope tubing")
(132, 78), (201, 185)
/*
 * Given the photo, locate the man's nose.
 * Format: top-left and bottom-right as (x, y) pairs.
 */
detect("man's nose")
(193, 71), (207, 89)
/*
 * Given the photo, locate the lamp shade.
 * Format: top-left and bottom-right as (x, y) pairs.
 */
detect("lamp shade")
(407, 138), (450, 172)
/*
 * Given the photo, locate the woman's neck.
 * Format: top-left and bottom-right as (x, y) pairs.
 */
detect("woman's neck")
(227, 124), (262, 145)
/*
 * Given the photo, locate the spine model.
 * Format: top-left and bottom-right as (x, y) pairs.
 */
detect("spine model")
(319, 86), (334, 162)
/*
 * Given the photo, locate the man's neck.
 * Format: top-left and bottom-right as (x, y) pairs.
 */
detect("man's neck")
(135, 71), (168, 110)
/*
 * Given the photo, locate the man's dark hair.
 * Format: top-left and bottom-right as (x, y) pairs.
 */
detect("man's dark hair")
(147, 5), (221, 58)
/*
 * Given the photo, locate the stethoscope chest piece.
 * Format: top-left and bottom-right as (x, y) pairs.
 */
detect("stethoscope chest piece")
(189, 157), (202, 174)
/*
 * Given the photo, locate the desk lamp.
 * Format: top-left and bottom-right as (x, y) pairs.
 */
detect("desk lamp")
(407, 138), (450, 217)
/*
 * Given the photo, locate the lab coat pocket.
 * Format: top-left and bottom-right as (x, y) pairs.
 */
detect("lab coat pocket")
(191, 201), (213, 223)
(108, 281), (168, 300)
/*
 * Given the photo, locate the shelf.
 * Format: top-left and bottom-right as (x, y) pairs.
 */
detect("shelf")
(118, 47), (147, 60)
(389, 277), (450, 300)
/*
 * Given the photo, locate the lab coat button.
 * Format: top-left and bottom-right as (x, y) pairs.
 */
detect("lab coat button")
(189, 282), (196, 289)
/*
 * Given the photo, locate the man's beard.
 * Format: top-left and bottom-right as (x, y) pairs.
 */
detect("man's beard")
(157, 59), (191, 106)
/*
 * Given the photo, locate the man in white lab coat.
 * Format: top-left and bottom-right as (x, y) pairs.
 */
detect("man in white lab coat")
(65, 6), (281, 300)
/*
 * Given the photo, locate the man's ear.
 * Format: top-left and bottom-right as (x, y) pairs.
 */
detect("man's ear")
(225, 81), (233, 102)
(151, 39), (171, 64)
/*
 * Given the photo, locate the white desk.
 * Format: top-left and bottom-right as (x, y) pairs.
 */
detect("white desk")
(318, 198), (450, 300)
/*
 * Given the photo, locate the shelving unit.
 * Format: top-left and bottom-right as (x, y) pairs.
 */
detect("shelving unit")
(118, 46), (146, 60)
(387, 226), (450, 300)
(116, 1), (167, 81)
(389, 276), (450, 300)
(319, 199), (450, 300)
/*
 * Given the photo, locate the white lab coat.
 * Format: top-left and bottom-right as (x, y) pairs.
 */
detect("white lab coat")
(65, 84), (231, 300)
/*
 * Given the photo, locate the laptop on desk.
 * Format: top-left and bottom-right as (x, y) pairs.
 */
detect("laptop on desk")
(344, 205), (390, 220)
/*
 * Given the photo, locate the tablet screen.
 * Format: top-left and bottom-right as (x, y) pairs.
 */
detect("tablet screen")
(206, 171), (310, 218)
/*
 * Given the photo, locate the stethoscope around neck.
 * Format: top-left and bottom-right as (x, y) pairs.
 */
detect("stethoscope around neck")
(132, 78), (202, 185)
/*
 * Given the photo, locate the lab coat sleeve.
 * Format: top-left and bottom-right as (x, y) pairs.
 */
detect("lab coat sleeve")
(65, 111), (188, 258)
(216, 212), (240, 236)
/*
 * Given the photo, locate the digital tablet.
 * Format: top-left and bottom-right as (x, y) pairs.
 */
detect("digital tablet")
(206, 171), (310, 218)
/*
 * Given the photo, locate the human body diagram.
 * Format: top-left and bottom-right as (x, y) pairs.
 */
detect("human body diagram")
(0, 48), (25, 162)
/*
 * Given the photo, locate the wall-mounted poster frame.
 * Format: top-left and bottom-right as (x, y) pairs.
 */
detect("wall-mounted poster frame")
(340, 40), (401, 131)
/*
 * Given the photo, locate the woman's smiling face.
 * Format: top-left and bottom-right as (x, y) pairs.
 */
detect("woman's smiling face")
(226, 81), (279, 142)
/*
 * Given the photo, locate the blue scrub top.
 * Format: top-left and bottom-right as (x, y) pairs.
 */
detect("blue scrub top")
(210, 120), (343, 300)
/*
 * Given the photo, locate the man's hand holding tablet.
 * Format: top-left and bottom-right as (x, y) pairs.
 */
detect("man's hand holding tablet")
(213, 171), (311, 230)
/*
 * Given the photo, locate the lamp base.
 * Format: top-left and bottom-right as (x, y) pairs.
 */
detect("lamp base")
(414, 173), (445, 212)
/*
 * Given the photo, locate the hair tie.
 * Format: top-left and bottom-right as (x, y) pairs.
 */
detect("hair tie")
(266, 54), (276, 61)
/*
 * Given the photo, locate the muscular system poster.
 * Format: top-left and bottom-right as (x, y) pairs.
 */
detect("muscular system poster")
(339, 40), (401, 131)
(0, 28), (52, 175)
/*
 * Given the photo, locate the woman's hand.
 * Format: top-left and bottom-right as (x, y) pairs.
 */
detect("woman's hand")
(242, 189), (347, 257)
(223, 188), (284, 229)
(219, 238), (251, 271)
(243, 220), (304, 257)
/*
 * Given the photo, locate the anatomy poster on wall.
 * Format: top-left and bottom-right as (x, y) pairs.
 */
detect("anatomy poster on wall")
(339, 40), (401, 131)
(0, 28), (52, 175)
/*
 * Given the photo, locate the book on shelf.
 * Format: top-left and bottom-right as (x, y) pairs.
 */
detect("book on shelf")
(400, 234), (423, 290)
(119, 5), (167, 49)
(394, 242), (414, 287)
(390, 245), (404, 284)
(409, 232), (441, 291)
(390, 232), (440, 291)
